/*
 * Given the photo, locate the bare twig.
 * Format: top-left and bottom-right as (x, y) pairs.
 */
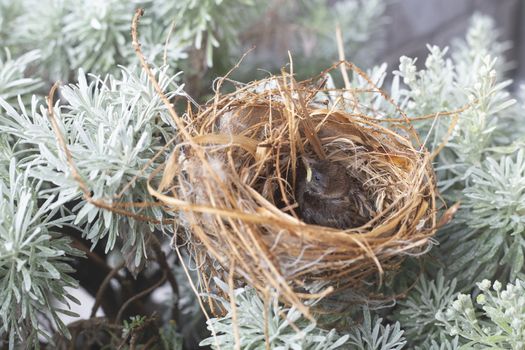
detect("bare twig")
(149, 234), (181, 323)
(67, 234), (113, 275)
(142, 335), (158, 349)
(131, 8), (187, 137)
(91, 261), (126, 318)
(46, 82), (90, 196)
(116, 272), (167, 324)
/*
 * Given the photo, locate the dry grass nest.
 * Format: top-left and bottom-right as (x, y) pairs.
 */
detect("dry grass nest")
(149, 64), (449, 313)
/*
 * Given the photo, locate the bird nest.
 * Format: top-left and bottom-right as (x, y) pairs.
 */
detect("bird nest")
(149, 64), (445, 313)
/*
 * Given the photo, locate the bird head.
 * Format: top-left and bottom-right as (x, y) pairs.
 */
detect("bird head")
(301, 156), (350, 199)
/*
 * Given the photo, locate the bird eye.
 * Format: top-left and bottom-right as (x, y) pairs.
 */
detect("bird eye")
(314, 174), (321, 182)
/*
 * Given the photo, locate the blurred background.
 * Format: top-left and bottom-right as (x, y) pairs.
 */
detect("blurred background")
(238, 0), (524, 87)
(381, 0), (524, 83)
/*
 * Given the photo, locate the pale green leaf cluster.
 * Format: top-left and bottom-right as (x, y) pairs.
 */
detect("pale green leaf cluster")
(0, 0), (23, 44)
(7, 0), (71, 80)
(345, 309), (406, 350)
(61, 0), (144, 75)
(464, 150), (525, 238)
(0, 49), (43, 105)
(442, 149), (525, 286)
(436, 279), (525, 349)
(0, 66), (184, 267)
(395, 14), (510, 116)
(422, 335), (460, 350)
(158, 0), (260, 68)
(452, 13), (512, 78)
(0, 135), (11, 180)
(1, 0), (260, 80)
(397, 51), (514, 191)
(506, 84), (525, 143)
(200, 279), (406, 350)
(392, 270), (458, 347)
(395, 45), (456, 115)
(0, 159), (82, 349)
(3, 0), (149, 78)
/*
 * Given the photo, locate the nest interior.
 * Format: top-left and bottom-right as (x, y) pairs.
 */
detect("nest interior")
(151, 67), (439, 311)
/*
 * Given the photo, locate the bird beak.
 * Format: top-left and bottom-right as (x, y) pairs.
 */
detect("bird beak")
(306, 165), (313, 182)
(301, 156), (313, 182)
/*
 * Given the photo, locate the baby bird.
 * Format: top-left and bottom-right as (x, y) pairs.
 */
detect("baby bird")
(295, 157), (371, 229)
